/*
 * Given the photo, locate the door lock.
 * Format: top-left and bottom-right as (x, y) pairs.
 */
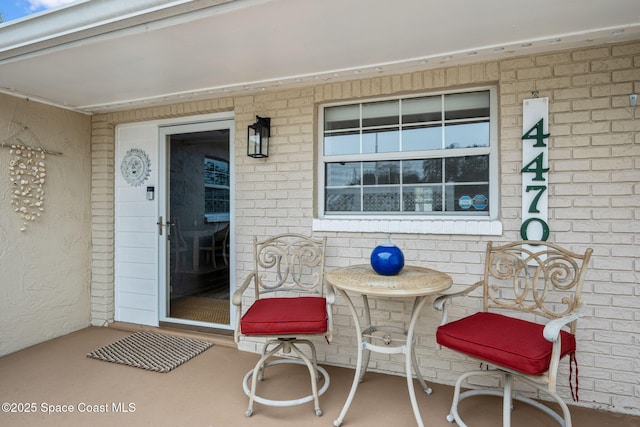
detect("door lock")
(157, 216), (164, 235)
(157, 217), (175, 236)
(166, 220), (175, 238)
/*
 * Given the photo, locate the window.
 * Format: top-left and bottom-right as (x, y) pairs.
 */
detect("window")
(319, 88), (497, 219)
(204, 157), (230, 223)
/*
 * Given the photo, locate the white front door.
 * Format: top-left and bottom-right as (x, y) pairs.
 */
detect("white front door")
(114, 113), (235, 328)
(114, 122), (161, 326)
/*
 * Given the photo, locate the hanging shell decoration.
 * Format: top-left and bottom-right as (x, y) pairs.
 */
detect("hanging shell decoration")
(8, 144), (46, 232)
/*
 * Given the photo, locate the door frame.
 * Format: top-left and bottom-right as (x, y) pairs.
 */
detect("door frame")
(113, 112), (235, 329)
(158, 114), (236, 330)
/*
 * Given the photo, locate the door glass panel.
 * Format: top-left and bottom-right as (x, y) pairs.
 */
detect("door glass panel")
(168, 129), (230, 326)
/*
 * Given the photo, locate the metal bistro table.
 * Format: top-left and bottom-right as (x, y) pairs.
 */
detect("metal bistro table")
(328, 264), (452, 427)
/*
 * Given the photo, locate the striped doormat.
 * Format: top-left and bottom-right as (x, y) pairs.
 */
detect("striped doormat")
(87, 331), (213, 373)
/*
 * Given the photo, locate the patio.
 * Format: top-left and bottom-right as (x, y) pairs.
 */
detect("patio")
(1, 325), (637, 427)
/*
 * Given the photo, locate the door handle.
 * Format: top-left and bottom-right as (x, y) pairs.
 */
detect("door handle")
(166, 220), (175, 238)
(157, 216), (163, 235)
(157, 216), (176, 236)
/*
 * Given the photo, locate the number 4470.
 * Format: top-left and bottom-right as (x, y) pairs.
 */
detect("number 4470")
(520, 118), (550, 241)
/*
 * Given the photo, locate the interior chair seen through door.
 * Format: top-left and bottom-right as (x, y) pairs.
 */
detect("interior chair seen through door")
(232, 234), (333, 417)
(199, 222), (229, 268)
(171, 217), (189, 272)
(434, 241), (592, 427)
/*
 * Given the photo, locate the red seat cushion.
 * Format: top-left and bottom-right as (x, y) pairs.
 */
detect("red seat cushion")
(241, 297), (328, 336)
(436, 312), (576, 376)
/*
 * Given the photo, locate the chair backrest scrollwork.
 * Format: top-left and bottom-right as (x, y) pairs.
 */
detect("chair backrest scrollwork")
(482, 241), (593, 330)
(252, 234), (327, 299)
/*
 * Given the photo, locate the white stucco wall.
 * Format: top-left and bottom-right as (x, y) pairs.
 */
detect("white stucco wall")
(0, 94), (92, 356)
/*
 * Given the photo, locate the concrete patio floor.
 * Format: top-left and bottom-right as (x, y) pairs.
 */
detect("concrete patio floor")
(1, 325), (638, 427)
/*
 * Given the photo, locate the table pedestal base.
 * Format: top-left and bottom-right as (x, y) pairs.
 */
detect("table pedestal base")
(333, 293), (432, 427)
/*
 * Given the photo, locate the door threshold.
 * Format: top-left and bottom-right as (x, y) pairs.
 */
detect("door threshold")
(159, 320), (233, 336)
(109, 321), (235, 347)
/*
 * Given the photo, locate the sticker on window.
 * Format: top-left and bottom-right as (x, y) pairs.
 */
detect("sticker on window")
(472, 194), (488, 210)
(458, 195), (472, 210)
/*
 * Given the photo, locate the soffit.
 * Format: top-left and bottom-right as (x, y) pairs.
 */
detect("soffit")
(0, 0), (639, 114)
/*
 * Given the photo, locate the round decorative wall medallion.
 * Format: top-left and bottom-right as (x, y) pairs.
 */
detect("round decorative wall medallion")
(120, 148), (151, 187)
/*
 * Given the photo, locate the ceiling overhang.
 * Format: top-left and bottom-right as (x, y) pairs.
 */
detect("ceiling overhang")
(1, 0), (639, 114)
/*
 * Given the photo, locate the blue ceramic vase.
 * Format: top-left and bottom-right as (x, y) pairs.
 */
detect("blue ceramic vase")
(370, 236), (405, 276)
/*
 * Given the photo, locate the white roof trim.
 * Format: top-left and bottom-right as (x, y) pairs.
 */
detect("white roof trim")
(0, 0), (252, 61)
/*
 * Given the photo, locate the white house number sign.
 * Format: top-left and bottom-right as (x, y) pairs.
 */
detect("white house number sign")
(521, 97), (550, 241)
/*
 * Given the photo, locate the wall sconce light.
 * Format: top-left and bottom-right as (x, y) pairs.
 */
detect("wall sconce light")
(629, 93), (638, 107)
(247, 115), (270, 158)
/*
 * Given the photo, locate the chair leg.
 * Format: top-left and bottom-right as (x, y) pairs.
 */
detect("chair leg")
(447, 369), (486, 426)
(503, 373), (513, 427)
(553, 392), (572, 427)
(289, 340), (323, 416)
(257, 340), (280, 381)
(242, 338), (330, 417)
(246, 341), (286, 417)
(518, 376), (572, 427)
(446, 369), (571, 427)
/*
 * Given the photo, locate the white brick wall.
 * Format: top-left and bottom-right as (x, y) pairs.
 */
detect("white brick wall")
(91, 40), (640, 416)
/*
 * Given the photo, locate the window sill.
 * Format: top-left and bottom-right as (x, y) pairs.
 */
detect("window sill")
(312, 218), (503, 236)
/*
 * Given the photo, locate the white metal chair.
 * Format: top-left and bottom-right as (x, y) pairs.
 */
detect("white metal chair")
(434, 241), (592, 427)
(199, 223), (229, 268)
(171, 217), (189, 272)
(232, 234), (334, 417)
(217, 224), (230, 266)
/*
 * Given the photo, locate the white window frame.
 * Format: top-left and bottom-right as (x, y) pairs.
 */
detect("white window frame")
(313, 86), (502, 236)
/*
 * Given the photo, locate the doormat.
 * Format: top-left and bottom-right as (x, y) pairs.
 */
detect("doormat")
(87, 331), (213, 373)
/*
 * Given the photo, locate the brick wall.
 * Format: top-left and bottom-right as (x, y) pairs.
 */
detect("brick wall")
(91, 40), (640, 415)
